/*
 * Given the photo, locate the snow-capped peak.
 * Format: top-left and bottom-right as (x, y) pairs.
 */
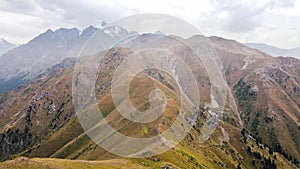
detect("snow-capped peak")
(103, 25), (128, 38)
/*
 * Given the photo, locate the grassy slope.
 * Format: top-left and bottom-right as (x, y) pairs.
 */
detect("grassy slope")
(0, 40), (300, 168)
(0, 157), (151, 169)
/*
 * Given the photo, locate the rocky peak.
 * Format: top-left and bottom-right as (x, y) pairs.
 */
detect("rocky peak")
(55, 28), (80, 40)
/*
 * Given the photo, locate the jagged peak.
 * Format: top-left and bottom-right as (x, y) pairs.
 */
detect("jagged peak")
(55, 27), (79, 34)
(45, 29), (54, 34)
(82, 25), (99, 32)
(80, 25), (99, 37)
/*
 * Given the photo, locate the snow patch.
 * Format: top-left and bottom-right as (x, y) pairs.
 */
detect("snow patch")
(104, 29), (113, 37)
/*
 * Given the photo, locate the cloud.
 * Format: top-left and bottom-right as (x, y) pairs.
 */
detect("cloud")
(0, 0), (299, 48)
(0, 0), (137, 43)
(209, 0), (295, 33)
(0, 0), (39, 15)
(35, 0), (133, 26)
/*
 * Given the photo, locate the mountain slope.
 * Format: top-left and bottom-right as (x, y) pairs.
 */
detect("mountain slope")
(211, 38), (300, 164)
(0, 25), (132, 94)
(0, 26), (127, 93)
(0, 34), (299, 168)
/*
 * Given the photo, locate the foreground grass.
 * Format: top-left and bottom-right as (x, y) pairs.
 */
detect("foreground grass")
(0, 157), (151, 169)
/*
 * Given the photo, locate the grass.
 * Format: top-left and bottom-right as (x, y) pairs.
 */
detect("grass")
(0, 157), (150, 169)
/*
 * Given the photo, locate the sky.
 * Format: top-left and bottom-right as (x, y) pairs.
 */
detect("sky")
(0, 0), (300, 49)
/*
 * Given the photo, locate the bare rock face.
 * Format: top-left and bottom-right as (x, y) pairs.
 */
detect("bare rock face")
(0, 26), (128, 93)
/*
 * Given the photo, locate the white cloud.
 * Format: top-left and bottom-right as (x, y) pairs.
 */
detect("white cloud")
(0, 0), (299, 48)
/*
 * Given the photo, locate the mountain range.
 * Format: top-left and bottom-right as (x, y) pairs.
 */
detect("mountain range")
(245, 43), (300, 59)
(0, 26), (299, 169)
(0, 26), (130, 93)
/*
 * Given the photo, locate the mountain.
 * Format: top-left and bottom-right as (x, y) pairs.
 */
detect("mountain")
(0, 28), (84, 93)
(0, 26), (129, 94)
(0, 38), (17, 57)
(0, 32), (299, 168)
(245, 43), (300, 59)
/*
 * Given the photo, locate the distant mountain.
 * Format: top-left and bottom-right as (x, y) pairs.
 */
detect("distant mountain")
(0, 38), (17, 57)
(0, 25), (129, 93)
(245, 43), (300, 59)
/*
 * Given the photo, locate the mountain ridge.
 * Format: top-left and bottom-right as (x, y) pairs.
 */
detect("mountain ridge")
(245, 43), (300, 59)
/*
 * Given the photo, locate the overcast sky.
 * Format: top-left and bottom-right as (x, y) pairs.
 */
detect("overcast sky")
(0, 0), (300, 49)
